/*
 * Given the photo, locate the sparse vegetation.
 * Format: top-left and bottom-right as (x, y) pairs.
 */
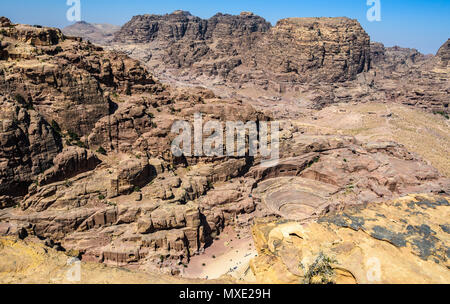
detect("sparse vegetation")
(98, 194), (105, 200)
(301, 253), (337, 284)
(96, 146), (107, 155)
(433, 111), (449, 120)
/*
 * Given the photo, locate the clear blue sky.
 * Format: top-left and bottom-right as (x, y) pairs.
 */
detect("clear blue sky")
(1, 0), (449, 54)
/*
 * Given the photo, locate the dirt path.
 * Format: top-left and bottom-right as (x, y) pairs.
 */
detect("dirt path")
(181, 226), (257, 281)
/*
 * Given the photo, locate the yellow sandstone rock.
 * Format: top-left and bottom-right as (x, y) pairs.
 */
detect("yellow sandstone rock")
(250, 194), (450, 284)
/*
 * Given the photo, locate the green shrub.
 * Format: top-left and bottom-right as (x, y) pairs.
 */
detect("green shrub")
(96, 146), (107, 155)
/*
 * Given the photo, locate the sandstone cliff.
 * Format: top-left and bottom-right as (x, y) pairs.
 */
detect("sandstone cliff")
(62, 21), (120, 45)
(103, 12), (449, 114)
(112, 11), (370, 86)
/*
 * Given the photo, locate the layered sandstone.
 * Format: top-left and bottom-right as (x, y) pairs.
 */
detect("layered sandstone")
(0, 18), (159, 136)
(111, 12), (370, 86)
(1, 17), (449, 283)
(62, 21), (120, 45)
(70, 11), (449, 114)
(0, 95), (62, 200)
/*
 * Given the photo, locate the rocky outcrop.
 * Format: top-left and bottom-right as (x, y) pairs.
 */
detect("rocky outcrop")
(0, 236), (229, 283)
(1, 18), (449, 283)
(100, 12), (449, 114)
(250, 135), (450, 221)
(39, 147), (101, 186)
(368, 42), (449, 114)
(436, 39), (450, 67)
(250, 194), (450, 284)
(112, 12), (370, 86)
(251, 17), (370, 83)
(0, 96), (62, 200)
(62, 21), (120, 45)
(0, 20), (159, 136)
(3, 129), (447, 275)
(113, 11), (271, 43)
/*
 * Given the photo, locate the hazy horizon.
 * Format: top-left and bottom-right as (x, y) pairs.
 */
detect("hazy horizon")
(1, 0), (449, 54)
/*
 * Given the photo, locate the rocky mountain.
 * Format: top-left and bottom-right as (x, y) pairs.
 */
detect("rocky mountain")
(113, 12), (370, 84)
(437, 38), (450, 67)
(62, 21), (120, 44)
(368, 41), (449, 112)
(0, 16), (449, 283)
(104, 11), (449, 114)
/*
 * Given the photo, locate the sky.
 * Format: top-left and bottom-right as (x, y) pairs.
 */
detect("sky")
(1, 0), (449, 54)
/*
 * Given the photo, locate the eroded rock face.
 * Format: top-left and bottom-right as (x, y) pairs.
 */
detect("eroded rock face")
(0, 21), (159, 136)
(250, 136), (449, 221)
(0, 96), (62, 200)
(0, 236), (228, 283)
(367, 42), (450, 113)
(1, 19), (449, 282)
(250, 194), (450, 284)
(114, 11), (270, 43)
(437, 39), (450, 67)
(2, 130), (448, 276)
(252, 17), (370, 83)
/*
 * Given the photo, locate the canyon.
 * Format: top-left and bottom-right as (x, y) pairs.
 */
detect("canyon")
(0, 12), (448, 283)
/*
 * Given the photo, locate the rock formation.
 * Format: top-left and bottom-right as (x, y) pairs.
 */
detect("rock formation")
(0, 236), (230, 283)
(0, 95), (62, 200)
(251, 194), (450, 284)
(66, 11), (448, 115)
